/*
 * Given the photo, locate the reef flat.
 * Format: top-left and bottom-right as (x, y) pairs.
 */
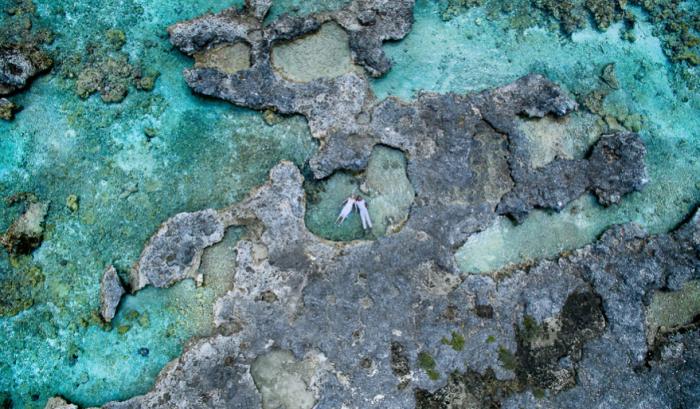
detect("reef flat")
(1, 0), (699, 408)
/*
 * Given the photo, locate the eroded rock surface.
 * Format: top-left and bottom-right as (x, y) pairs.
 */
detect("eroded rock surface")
(130, 209), (225, 291)
(92, 162), (699, 409)
(99, 265), (125, 323)
(168, 2), (647, 245)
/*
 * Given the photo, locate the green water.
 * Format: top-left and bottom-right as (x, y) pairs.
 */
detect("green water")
(1, 0), (699, 407)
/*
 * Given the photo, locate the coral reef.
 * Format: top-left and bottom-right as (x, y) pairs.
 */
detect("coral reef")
(41, 2), (686, 407)
(0, 258), (44, 317)
(439, 0), (699, 69)
(0, 0), (694, 408)
(0, 97), (20, 120)
(0, 45), (52, 96)
(61, 29), (159, 103)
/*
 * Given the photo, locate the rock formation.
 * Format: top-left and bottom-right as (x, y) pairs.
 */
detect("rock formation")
(39, 0), (698, 408)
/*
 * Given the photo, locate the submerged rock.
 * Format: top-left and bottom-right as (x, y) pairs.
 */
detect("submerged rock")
(0, 97), (20, 121)
(250, 350), (327, 409)
(99, 265), (125, 323)
(0, 45), (52, 96)
(43, 397), (77, 409)
(1, 197), (49, 255)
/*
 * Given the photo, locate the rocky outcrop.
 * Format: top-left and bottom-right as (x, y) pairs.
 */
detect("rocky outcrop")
(168, 1), (647, 247)
(496, 131), (648, 222)
(44, 397), (78, 409)
(1, 196), (49, 255)
(0, 2), (53, 120)
(99, 265), (125, 323)
(130, 209), (226, 291)
(91, 162), (699, 409)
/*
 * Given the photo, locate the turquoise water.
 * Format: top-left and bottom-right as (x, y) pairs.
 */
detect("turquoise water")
(1, 0), (699, 407)
(0, 0), (317, 407)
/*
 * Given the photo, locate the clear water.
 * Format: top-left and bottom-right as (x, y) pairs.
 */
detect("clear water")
(0, 0), (317, 407)
(1, 0), (698, 407)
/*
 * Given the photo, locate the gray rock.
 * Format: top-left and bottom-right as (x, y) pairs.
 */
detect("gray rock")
(588, 131), (648, 206)
(130, 209), (226, 291)
(100, 265), (125, 323)
(496, 131), (647, 222)
(169, 1), (646, 241)
(99, 162), (700, 409)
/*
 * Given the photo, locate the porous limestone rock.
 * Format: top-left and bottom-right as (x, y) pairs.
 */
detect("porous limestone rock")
(169, 1), (647, 244)
(130, 209), (225, 291)
(100, 265), (125, 323)
(86, 1), (697, 408)
(96, 162), (700, 409)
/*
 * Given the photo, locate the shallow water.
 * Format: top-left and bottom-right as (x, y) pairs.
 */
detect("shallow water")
(0, 0), (316, 407)
(1, 0), (698, 407)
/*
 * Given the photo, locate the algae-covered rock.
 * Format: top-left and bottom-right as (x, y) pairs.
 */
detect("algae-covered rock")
(0, 261), (45, 317)
(646, 280), (700, 345)
(105, 28), (126, 50)
(65, 194), (79, 212)
(99, 265), (125, 323)
(0, 97), (20, 120)
(1, 198), (49, 255)
(68, 30), (158, 103)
